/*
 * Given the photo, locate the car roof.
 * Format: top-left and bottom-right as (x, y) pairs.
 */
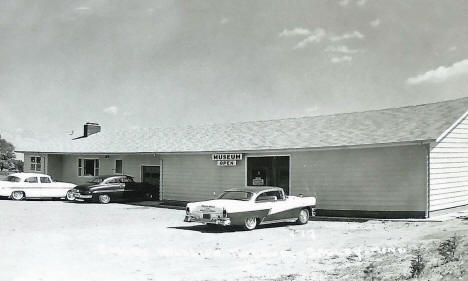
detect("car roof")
(10, 172), (48, 178)
(224, 186), (284, 194)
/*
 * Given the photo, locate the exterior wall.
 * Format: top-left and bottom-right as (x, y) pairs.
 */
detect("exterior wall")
(60, 154), (161, 185)
(161, 154), (245, 202)
(161, 145), (428, 214)
(23, 152), (47, 174)
(291, 145), (427, 213)
(47, 154), (63, 181)
(430, 114), (468, 211)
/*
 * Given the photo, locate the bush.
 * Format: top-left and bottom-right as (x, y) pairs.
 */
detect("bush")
(437, 234), (460, 264)
(363, 263), (378, 281)
(409, 249), (425, 279)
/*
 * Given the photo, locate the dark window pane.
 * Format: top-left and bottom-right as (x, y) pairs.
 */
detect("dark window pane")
(115, 160), (123, 174)
(40, 177), (51, 183)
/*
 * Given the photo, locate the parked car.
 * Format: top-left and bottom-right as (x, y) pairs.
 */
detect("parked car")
(70, 175), (157, 204)
(0, 173), (76, 200)
(184, 186), (316, 230)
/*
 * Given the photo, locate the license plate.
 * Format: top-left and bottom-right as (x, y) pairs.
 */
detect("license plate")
(203, 214), (211, 220)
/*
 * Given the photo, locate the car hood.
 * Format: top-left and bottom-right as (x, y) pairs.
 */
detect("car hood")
(74, 183), (99, 192)
(187, 199), (252, 213)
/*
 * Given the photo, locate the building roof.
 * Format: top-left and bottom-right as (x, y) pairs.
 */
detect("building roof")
(17, 97), (468, 154)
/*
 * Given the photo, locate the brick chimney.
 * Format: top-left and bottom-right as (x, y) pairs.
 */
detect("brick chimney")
(83, 122), (101, 137)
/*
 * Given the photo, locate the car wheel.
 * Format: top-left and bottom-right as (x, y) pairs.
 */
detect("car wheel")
(11, 191), (25, 201)
(98, 194), (111, 204)
(66, 190), (75, 201)
(243, 217), (258, 231)
(296, 208), (310, 225)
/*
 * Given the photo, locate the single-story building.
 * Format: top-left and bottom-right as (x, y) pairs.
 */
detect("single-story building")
(16, 97), (468, 218)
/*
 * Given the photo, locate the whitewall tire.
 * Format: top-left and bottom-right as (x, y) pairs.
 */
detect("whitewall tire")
(11, 191), (25, 201)
(66, 190), (75, 201)
(243, 217), (258, 231)
(297, 208), (310, 225)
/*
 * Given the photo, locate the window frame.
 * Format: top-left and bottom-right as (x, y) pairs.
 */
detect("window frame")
(30, 156), (42, 172)
(78, 158), (100, 177)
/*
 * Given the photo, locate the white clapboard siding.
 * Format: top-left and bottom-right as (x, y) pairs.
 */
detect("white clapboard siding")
(430, 114), (468, 211)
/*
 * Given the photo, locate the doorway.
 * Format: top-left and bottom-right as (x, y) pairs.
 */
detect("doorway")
(246, 156), (290, 194)
(141, 165), (160, 200)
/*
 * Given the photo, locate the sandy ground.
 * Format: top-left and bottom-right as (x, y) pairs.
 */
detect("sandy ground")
(0, 199), (467, 281)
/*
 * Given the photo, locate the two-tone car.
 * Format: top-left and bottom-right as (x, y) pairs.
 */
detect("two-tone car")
(69, 175), (157, 204)
(0, 173), (76, 200)
(184, 186), (316, 230)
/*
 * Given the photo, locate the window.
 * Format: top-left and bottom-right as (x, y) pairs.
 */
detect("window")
(30, 156), (42, 171)
(115, 160), (123, 174)
(256, 190), (284, 202)
(78, 159), (99, 177)
(106, 177), (121, 184)
(25, 177), (38, 183)
(6, 176), (20, 182)
(218, 191), (253, 201)
(40, 177), (51, 183)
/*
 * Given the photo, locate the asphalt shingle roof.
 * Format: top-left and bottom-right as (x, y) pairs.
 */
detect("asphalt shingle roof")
(17, 97), (468, 153)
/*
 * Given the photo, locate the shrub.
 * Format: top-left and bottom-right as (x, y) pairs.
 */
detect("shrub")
(363, 263), (378, 281)
(409, 249), (425, 279)
(437, 234), (460, 264)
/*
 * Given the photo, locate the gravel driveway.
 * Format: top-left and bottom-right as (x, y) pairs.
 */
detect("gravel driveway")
(1, 199), (466, 281)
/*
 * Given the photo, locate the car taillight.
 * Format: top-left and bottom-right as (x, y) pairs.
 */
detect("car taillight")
(186, 207), (190, 215)
(222, 208), (227, 218)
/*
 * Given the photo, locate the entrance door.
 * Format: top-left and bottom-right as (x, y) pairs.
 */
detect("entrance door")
(141, 166), (160, 200)
(247, 156), (290, 194)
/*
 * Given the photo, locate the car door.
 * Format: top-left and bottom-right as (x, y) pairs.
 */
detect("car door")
(23, 176), (41, 197)
(105, 177), (125, 200)
(40, 176), (63, 198)
(260, 190), (295, 221)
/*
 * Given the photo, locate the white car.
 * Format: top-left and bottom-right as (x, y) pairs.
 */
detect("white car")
(184, 186), (316, 230)
(0, 173), (76, 200)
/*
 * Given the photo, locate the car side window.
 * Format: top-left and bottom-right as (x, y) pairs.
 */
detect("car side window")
(120, 177), (130, 183)
(40, 177), (51, 183)
(107, 178), (120, 184)
(256, 191), (284, 202)
(25, 177), (38, 183)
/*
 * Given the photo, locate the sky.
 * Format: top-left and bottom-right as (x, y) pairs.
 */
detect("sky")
(1, 0), (468, 150)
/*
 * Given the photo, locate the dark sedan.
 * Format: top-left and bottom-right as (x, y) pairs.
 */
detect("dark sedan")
(69, 175), (157, 204)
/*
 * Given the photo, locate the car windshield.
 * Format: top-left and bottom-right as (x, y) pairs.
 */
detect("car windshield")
(88, 177), (106, 184)
(218, 191), (253, 201)
(6, 176), (21, 182)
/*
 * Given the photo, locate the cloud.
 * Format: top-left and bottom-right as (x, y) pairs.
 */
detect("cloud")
(356, 0), (367, 6)
(75, 6), (91, 11)
(279, 28), (311, 37)
(103, 106), (118, 115)
(220, 17), (229, 25)
(293, 28), (326, 49)
(330, 30), (364, 41)
(407, 59), (468, 84)
(324, 45), (360, 54)
(339, 0), (350, 7)
(370, 19), (381, 27)
(448, 46), (457, 52)
(331, 56), (352, 64)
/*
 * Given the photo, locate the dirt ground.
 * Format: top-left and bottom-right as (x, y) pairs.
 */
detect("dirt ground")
(0, 199), (467, 281)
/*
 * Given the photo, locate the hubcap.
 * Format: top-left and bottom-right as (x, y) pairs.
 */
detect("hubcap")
(12, 192), (23, 200)
(66, 191), (75, 200)
(100, 195), (110, 203)
(245, 217), (257, 229)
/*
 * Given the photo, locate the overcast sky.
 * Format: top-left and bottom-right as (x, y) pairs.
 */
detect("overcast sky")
(1, 0), (468, 148)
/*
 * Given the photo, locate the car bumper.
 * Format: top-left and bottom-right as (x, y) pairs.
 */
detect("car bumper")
(73, 193), (93, 199)
(184, 215), (231, 226)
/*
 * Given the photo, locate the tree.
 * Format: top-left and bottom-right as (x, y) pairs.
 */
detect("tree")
(0, 135), (17, 171)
